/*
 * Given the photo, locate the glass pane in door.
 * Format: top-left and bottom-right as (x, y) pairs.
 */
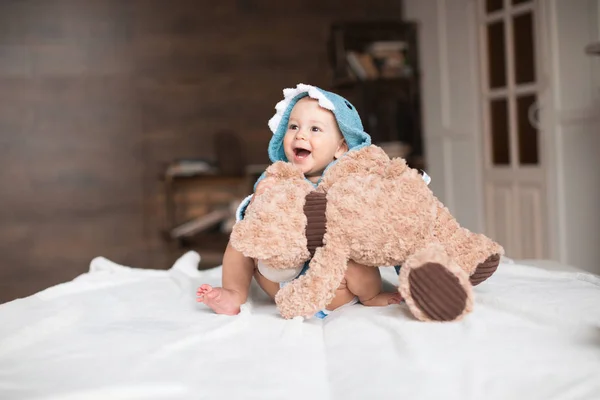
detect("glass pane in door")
(513, 13), (536, 84)
(487, 0), (503, 13)
(516, 95), (539, 165)
(490, 99), (510, 165)
(487, 22), (507, 89)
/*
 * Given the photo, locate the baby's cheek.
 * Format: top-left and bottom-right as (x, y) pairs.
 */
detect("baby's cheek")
(282, 133), (295, 151)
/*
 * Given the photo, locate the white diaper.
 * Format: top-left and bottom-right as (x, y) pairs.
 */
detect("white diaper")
(314, 297), (359, 319)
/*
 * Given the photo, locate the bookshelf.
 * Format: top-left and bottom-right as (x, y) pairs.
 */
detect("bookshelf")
(327, 20), (425, 170)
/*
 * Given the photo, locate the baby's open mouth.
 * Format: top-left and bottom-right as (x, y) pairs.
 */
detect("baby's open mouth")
(293, 148), (311, 159)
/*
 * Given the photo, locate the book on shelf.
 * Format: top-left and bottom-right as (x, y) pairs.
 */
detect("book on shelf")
(366, 40), (410, 78)
(344, 39), (411, 82)
(346, 51), (379, 80)
(169, 208), (231, 239)
(366, 40), (407, 56)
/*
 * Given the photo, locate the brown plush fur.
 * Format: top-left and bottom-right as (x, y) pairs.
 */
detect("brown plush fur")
(231, 145), (504, 321)
(230, 164), (314, 271)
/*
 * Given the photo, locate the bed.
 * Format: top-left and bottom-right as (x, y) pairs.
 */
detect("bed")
(1, 251), (599, 400)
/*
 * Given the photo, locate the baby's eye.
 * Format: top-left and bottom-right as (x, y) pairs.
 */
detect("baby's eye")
(311, 126), (321, 132)
(289, 124), (298, 130)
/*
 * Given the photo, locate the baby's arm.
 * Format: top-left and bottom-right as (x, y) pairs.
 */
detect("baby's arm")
(345, 261), (403, 306)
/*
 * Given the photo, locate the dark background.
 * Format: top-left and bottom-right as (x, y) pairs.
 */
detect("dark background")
(0, 0), (407, 303)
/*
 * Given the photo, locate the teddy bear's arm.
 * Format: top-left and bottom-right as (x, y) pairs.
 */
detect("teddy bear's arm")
(275, 243), (349, 319)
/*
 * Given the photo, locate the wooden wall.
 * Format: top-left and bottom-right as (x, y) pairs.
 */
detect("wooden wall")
(0, 0), (403, 303)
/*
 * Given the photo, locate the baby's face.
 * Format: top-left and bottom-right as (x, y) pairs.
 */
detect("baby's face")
(283, 98), (348, 182)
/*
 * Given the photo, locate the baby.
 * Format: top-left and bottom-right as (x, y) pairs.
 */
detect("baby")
(197, 84), (402, 318)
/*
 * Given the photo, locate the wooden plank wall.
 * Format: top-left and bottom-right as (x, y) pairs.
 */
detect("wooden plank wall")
(0, 0), (403, 303)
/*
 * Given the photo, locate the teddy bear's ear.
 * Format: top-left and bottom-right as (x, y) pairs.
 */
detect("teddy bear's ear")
(265, 161), (305, 181)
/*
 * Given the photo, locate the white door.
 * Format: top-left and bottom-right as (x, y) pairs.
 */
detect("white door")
(404, 0), (488, 235)
(478, 0), (548, 259)
(405, 0), (549, 259)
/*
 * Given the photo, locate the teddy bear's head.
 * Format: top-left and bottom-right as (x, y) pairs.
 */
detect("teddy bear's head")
(230, 162), (315, 280)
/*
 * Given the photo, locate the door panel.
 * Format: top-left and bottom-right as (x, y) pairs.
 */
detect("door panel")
(518, 185), (545, 258)
(479, 0), (548, 259)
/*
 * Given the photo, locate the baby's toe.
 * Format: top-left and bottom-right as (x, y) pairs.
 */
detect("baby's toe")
(197, 284), (212, 293)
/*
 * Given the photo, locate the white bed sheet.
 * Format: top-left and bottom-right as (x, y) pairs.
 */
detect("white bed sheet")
(0, 252), (599, 400)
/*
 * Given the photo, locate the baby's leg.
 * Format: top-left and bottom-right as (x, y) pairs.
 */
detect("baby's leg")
(252, 260), (280, 300)
(196, 241), (255, 315)
(325, 277), (359, 311)
(345, 260), (402, 307)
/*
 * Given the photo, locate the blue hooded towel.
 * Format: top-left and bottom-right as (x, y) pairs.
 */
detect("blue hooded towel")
(235, 83), (430, 222)
(266, 83), (372, 166)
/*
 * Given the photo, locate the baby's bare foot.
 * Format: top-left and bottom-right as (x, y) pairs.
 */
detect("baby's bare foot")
(387, 292), (403, 305)
(196, 284), (243, 315)
(361, 291), (404, 307)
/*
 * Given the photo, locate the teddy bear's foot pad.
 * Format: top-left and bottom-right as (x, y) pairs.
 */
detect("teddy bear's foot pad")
(409, 263), (467, 321)
(470, 254), (500, 286)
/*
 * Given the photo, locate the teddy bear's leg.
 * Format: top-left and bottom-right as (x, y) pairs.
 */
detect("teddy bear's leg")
(398, 243), (474, 322)
(446, 231), (502, 286)
(275, 243), (349, 319)
(470, 253), (501, 286)
(433, 202), (504, 286)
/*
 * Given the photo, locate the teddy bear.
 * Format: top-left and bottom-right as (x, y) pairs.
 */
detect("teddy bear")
(230, 145), (504, 322)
